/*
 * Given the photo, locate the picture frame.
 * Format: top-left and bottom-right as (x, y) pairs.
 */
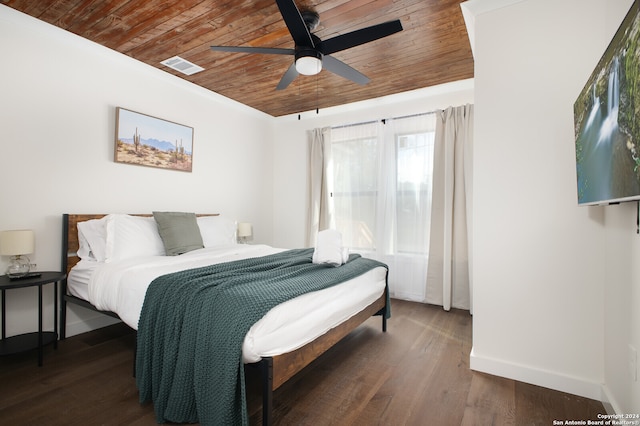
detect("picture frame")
(114, 107), (194, 172)
(573, 1), (640, 205)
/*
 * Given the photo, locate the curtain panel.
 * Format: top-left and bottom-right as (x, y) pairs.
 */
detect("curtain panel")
(426, 104), (474, 312)
(306, 127), (333, 247)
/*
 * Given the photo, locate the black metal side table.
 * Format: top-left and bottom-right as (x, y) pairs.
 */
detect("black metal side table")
(0, 271), (66, 366)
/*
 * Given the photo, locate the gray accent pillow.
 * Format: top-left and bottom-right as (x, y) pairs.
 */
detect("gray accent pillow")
(153, 211), (204, 256)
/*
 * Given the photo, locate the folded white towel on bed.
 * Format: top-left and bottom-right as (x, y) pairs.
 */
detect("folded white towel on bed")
(312, 229), (349, 267)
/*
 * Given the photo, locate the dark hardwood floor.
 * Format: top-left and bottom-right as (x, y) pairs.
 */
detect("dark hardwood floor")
(0, 299), (604, 425)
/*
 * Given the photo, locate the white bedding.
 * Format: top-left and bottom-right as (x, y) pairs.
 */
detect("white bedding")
(67, 244), (387, 363)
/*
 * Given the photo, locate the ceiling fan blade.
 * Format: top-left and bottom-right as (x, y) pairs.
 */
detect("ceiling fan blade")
(276, 63), (299, 90)
(275, 0), (315, 48)
(320, 20), (403, 55)
(210, 46), (294, 55)
(322, 55), (370, 85)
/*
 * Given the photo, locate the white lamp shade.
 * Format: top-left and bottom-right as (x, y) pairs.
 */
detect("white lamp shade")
(0, 230), (35, 256)
(238, 223), (252, 238)
(295, 56), (322, 75)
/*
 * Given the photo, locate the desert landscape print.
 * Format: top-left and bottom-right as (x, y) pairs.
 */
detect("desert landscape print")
(115, 107), (193, 172)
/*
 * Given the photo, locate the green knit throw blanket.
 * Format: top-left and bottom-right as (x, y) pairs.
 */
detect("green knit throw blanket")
(136, 248), (388, 425)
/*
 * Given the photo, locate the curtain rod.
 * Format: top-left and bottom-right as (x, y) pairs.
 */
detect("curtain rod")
(331, 111), (434, 130)
(331, 119), (378, 130)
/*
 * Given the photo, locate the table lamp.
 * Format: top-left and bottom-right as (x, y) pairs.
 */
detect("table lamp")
(237, 223), (252, 244)
(0, 229), (35, 278)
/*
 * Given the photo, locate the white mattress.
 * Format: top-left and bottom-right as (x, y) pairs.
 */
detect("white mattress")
(67, 244), (387, 363)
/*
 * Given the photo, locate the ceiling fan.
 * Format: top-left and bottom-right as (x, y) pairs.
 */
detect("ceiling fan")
(210, 0), (403, 90)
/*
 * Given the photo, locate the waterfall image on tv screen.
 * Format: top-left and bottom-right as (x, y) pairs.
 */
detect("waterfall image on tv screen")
(573, 1), (640, 205)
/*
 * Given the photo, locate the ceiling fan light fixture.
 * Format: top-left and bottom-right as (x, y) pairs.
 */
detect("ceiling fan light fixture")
(295, 51), (322, 75)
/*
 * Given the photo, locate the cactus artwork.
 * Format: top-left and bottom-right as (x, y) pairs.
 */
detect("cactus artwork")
(133, 127), (141, 152)
(114, 107), (194, 172)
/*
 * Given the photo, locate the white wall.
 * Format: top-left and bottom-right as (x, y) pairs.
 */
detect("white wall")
(630, 211), (640, 412)
(271, 80), (475, 249)
(604, 203), (639, 413)
(469, 0), (639, 414)
(0, 6), (275, 337)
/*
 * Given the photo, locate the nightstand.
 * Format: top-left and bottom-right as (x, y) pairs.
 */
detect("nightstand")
(0, 271), (66, 366)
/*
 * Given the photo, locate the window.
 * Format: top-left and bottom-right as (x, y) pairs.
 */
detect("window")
(313, 107), (472, 306)
(331, 116), (435, 256)
(332, 136), (378, 250)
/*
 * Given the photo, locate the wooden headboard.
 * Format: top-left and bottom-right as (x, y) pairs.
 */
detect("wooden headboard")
(62, 213), (218, 276)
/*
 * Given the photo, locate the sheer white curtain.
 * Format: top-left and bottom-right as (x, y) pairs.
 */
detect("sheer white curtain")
(426, 104), (474, 312)
(330, 121), (380, 252)
(376, 116), (437, 302)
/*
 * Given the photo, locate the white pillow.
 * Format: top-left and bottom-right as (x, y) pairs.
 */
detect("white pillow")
(197, 215), (237, 247)
(77, 217), (107, 262)
(312, 229), (349, 267)
(104, 214), (165, 262)
(77, 230), (92, 260)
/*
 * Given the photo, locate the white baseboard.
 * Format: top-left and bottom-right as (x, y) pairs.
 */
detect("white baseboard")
(469, 346), (603, 401)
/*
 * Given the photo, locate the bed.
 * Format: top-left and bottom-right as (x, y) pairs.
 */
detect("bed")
(60, 213), (389, 425)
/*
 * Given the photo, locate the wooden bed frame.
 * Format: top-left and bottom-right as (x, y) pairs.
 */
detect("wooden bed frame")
(60, 213), (388, 425)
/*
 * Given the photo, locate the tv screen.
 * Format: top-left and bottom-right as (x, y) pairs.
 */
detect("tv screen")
(573, 0), (640, 205)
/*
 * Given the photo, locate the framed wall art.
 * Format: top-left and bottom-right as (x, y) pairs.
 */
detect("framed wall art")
(114, 107), (194, 172)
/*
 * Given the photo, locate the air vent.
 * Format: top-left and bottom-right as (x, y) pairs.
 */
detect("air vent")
(160, 56), (204, 76)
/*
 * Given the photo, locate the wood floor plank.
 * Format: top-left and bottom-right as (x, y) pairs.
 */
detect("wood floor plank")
(462, 372), (517, 426)
(0, 300), (605, 425)
(514, 380), (605, 425)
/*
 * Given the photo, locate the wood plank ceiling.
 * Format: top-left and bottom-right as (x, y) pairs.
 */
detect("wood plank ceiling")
(4, 0), (474, 117)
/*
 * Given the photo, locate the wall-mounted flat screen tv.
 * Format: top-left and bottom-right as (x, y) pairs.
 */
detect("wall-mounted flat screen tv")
(574, 0), (640, 205)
